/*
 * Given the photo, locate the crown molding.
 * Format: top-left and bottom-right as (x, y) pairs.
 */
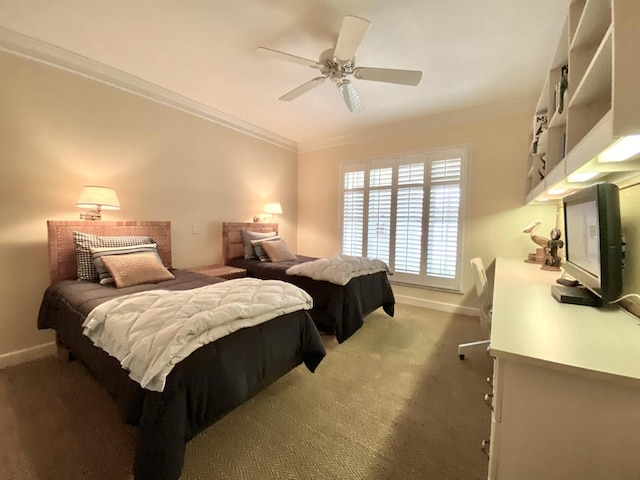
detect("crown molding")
(0, 26), (297, 152)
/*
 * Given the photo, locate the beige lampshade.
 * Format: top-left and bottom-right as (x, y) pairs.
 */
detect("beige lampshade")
(263, 202), (283, 215)
(76, 186), (121, 210)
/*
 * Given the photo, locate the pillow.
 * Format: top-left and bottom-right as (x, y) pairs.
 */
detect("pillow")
(100, 252), (175, 288)
(250, 236), (282, 262)
(240, 229), (276, 259)
(73, 231), (157, 281)
(261, 238), (297, 263)
(91, 244), (161, 285)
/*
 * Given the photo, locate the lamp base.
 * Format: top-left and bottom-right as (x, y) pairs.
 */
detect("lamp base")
(79, 210), (102, 221)
(253, 214), (275, 223)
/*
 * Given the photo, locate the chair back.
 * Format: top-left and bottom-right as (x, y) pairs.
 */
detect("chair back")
(470, 257), (492, 327)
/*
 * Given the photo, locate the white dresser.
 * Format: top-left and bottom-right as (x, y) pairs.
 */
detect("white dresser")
(487, 258), (640, 479)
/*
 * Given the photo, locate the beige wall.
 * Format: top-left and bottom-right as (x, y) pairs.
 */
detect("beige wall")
(0, 51), (298, 357)
(297, 102), (559, 311)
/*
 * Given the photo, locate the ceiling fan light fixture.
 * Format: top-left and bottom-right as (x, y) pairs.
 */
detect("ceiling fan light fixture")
(337, 79), (363, 112)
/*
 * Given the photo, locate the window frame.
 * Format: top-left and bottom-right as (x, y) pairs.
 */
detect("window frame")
(339, 145), (470, 292)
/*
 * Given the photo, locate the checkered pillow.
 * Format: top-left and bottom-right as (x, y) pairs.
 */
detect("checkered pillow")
(73, 231), (157, 281)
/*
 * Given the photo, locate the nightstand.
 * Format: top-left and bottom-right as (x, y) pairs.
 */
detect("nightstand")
(186, 264), (247, 280)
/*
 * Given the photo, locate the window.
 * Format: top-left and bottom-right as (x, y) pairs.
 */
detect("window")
(341, 146), (469, 290)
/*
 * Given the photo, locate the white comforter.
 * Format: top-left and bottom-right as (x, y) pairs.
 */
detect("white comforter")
(82, 278), (313, 392)
(285, 254), (392, 286)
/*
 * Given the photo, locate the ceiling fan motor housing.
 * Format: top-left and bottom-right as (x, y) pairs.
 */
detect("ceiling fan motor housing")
(320, 57), (355, 83)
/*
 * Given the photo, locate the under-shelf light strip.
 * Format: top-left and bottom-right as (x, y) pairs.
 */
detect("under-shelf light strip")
(599, 135), (640, 163)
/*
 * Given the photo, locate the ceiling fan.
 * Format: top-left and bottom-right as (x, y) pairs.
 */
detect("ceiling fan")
(256, 15), (423, 112)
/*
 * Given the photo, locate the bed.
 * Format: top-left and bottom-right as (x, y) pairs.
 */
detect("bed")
(38, 220), (326, 480)
(222, 222), (395, 343)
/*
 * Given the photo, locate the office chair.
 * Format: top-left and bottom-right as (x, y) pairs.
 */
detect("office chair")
(458, 257), (492, 360)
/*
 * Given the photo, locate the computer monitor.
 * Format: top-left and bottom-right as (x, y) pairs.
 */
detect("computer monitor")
(556, 182), (623, 306)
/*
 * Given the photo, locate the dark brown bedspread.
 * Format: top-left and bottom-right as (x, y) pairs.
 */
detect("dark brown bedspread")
(227, 255), (395, 343)
(37, 269), (326, 480)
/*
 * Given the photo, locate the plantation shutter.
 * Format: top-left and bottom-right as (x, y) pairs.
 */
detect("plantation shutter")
(367, 167), (393, 264)
(341, 146), (468, 291)
(395, 163), (424, 274)
(426, 158), (462, 280)
(342, 165), (366, 257)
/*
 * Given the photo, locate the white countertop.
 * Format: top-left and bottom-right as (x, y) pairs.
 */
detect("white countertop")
(490, 257), (640, 385)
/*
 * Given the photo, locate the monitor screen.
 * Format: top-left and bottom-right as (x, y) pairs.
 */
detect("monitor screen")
(562, 182), (622, 303)
(564, 199), (600, 278)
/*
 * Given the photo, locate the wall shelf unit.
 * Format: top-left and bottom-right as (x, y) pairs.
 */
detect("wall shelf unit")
(525, 0), (640, 204)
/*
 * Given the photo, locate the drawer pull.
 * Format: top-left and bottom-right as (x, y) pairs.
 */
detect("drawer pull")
(484, 392), (494, 410)
(481, 439), (490, 459)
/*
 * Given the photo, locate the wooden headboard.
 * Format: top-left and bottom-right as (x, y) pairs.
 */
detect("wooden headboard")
(47, 220), (172, 284)
(222, 222), (278, 264)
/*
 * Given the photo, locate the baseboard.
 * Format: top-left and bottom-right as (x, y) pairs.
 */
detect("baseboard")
(395, 294), (479, 317)
(0, 342), (56, 369)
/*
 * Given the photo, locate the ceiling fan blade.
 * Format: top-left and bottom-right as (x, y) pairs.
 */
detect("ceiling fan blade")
(333, 16), (371, 63)
(354, 67), (423, 86)
(256, 47), (320, 69)
(279, 77), (326, 101)
(337, 80), (363, 112)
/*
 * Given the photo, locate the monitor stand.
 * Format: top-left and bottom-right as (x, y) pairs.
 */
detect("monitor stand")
(550, 285), (603, 307)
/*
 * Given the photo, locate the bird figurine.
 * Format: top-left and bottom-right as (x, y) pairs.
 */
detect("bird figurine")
(522, 220), (546, 264)
(522, 220), (563, 270)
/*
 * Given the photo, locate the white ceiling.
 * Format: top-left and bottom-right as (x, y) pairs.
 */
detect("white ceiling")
(0, 0), (569, 148)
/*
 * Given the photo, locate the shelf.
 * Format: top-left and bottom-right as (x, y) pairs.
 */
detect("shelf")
(564, 109), (613, 175)
(569, 26), (612, 108)
(544, 157), (567, 190)
(524, 0), (640, 205)
(550, 17), (569, 69)
(526, 164), (534, 179)
(548, 108), (567, 129)
(568, 1), (586, 41)
(570, 0), (611, 51)
(536, 130), (548, 155)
